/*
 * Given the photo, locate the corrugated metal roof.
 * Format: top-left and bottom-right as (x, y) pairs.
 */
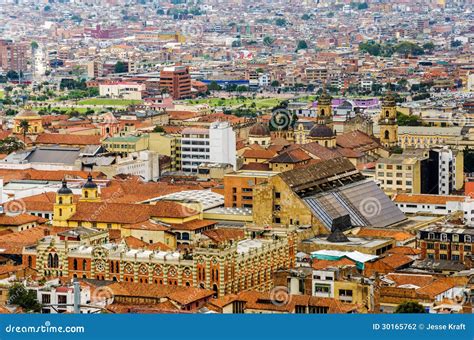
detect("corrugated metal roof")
(304, 179), (406, 230)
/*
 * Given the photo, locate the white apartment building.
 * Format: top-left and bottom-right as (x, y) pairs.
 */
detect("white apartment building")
(181, 122), (236, 173)
(435, 146), (457, 195)
(114, 151), (160, 181)
(99, 81), (145, 100)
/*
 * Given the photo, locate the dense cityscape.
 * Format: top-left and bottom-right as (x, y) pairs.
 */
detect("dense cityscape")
(0, 0), (472, 316)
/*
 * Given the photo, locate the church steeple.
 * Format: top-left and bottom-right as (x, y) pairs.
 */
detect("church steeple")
(316, 86), (333, 129)
(379, 88), (398, 148)
(80, 174), (100, 202)
(53, 179), (76, 227)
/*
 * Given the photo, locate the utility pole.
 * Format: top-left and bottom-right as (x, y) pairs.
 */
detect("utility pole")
(73, 279), (80, 314)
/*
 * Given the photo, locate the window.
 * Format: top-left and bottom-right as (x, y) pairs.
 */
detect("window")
(314, 285), (330, 294)
(42, 294), (51, 304)
(452, 234), (459, 242)
(275, 192), (281, 199)
(427, 243), (434, 249)
(441, 233), (447, 241)
(465, 235), (471, 243)
(73, 259), (78, 271)
(440, 244), (447, 250)
(58, 295), (67, 304)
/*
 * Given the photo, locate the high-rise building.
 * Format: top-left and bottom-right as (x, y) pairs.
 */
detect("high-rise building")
(159, 65), (192, 99)
(0, 39), (28, 72)
(181, 122), (236, 173)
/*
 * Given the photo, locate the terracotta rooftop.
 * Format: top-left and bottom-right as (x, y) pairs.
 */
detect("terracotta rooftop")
(169, 219), (217, 231)
(355, 228), (415, 242)
(69, 201), (199, 224)
(202, 228), (245, 244)
(35, 133), (101, 146)
(393, 193), (466, 205)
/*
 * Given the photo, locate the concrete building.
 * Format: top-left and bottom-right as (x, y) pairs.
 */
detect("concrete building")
(0, 39), (28, 72)
(181, 122), (236, 173)
(159, 65), (192, 99)
(98, 81), (145, 100)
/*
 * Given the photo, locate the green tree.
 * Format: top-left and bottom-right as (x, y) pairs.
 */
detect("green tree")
(395, 301), (425, 313)
(8, 284), (41, 312)
(0, 137), (24, 153)
(263, 36), (274, 46)
(422, 42), (435, 52)
(271, 80), (280, 87)
(19, 119), (30, 145)
(30, 41), (39, 50)
(275, 18), (286, 27)
(208, 81), (221, 91)
(114, 61), (128, 74)
(301, 14), (311, 20)
(153, 125), (165, 133)
(296, 40), (308, 51)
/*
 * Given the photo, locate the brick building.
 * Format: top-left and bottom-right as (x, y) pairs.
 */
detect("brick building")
(159, 65), (192, 99)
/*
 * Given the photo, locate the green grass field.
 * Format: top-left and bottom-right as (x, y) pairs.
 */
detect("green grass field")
(77, 98), (142, 106)
(186, 97), (282, 110)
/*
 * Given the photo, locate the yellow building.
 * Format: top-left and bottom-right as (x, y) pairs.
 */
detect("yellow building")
(52, 178), (203, 243)
(148, 133), (181, 171)
(13, 106), (44, 135)
(102, 134), (149, 154)
(378, 92), (398, 148)
(375, 154), (422, 195)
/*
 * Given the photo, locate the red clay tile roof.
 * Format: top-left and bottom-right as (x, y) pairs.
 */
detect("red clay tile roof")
(312, 258), (356, 270)
(386, 247), (422, 256)
(242, 149), (277, 159)
(0, 226), (67, 254)
(123, 236), (148, 249)
(0, 213), (43, 226)
(240, 163), (271, 171)
(202, 228), (245, 243)
(106, 282), (214, 306)
(35, 133), (101, 146)
(269, 149), (312, 164)
(393, 193), (466, 205)
(122, 220), (170, 232)
(355, 228), (415, 242)
(69, 201), (199, 224)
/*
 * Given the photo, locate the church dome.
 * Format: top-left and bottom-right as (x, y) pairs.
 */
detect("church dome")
(15, 106), (41, 119)
(58, 180), (73, 195)
(308, 124), (335, 138)
(83, 175), (97, 189)
(249, 122), (270, 137)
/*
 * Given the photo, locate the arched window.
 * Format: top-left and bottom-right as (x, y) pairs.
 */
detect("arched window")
(384, 130), (390, 140)
(385, 110), (389, 117)
(73, 259), (78, 271)
(58, 197), (63, 204)
(115, 262), (119, 273)
(212, 284), (218, 297)
(84, 191), (89, 198)
(82, 259), (87, 271)
(59, 208), (63, 217)
(53, 254), (59, 268)
(48, 253), (53, 268)
(28, 256), (32, 268)
(182, 232), (190, 241)
(321, 109), (325, 116)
